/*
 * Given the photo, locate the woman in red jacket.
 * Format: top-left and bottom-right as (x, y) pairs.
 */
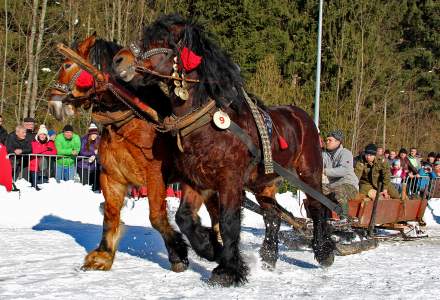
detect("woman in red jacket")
(29, 125), (57, 190)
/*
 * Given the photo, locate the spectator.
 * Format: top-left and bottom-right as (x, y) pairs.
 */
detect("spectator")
(390, 159), (406, 193)
(428, 161), (440, 198)
(384, 149), (390, 160)
(0, 114), (7, 144)
(388, 150), (397, 166)
(29, 125), (57, 190)
(408, 147), (421, 171)
(5, 125), (32, 180)
(78, 123), (101, 192)
(377, 147), (384, 157)
(23, 117), (36, 140)
(436, 153), (440, 163)
(425, 152), (436, 167)
(322, 129), (359, 220)
(48, 129), (57, 141)
(55, 124), (80, 182)
(0, 142), (12, 192)
(398, 148), (417, 175)
(355, 144), (400, 199)
(417, 162), (432, 196)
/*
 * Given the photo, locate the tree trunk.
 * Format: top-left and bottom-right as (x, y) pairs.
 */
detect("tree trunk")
(22, 0), (39, 119)
(0, 0), (8, 114)
(29, 0), (48, 118)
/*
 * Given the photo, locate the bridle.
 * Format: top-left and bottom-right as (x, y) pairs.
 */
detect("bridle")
(128, 42), (200, 83)
(51, 67), (82, 97)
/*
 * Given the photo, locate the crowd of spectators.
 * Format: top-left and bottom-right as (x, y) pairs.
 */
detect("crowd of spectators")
(322, 128), (440, 211)
(0, 115), (101, 192)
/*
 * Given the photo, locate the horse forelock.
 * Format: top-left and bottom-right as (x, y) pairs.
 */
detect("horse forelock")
(142, 14), (246, 113)
(90, 39), (122, 73)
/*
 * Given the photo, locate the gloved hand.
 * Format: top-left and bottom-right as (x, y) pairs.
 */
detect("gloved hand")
(88, 155), (96, 163)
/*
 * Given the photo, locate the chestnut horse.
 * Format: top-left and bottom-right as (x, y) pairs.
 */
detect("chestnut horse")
(113, 15), (335, 286)
(48, 34), (189, 272)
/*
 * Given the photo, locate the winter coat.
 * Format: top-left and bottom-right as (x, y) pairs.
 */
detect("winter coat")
(408, 155), (421, 172)
(322, 146), (359, 190)
(78, 135), (100, 170)
(0, 143), (12, 192)
(5, 133), (32, 155)
(29, 139), (57, 172)
(54, 133), (81, 167)
(355, 157), (399, 198)
(0, 126), (7, 144)
(400, 157), (418, 174)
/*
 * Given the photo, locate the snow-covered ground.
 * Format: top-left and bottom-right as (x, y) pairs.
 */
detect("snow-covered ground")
(0, 179), (439, 299)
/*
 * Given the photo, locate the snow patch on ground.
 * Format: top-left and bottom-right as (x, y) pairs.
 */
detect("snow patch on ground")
(1, 181), (440, 299)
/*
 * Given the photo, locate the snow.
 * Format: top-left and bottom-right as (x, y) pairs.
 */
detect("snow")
(1, 180), (440, 299)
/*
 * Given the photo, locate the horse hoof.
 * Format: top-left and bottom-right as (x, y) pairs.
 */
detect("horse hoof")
(171, 261), (188, 273)
(207, 265), (248, 287)
(317, 251), (335, 268)
(81, 251), (114, 271)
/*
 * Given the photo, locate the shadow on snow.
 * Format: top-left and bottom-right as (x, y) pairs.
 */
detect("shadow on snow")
(32, 215), (211, 279)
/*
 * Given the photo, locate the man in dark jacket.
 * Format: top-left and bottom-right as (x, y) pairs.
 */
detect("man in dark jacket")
(6, 125), (32, 180)
(0, 115), (7, 145)
(354, 144), (400, 199)
(23, 116), (36, 141)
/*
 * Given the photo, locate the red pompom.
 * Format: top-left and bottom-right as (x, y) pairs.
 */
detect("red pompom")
(180, 47), (202, 72)
(278, 136), (289, 150)
(75, 70), (94, 89)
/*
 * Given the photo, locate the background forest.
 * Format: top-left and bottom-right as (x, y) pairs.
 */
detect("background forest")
(0, 0), (438, 154)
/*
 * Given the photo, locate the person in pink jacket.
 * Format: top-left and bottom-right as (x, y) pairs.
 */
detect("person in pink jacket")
(29, 125), (57, 190)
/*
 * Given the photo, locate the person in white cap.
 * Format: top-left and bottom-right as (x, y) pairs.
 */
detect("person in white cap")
(29, 125), (57, 190)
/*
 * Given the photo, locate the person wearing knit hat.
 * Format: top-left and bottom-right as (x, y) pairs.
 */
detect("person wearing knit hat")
(48, 129), (57, 141)
(55, 124), (80, 182)
(355, 143), (400, 200)
(78, 123), (101, 192)
(29, 124), (57, 190)
(322, 129), (358, 220)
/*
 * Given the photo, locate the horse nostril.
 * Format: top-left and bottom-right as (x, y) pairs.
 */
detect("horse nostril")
(114, 56), (123, 65)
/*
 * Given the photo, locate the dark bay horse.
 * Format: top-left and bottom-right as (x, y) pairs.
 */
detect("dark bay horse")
(113, 15), (335, 286)
(48, 34), (189, 272)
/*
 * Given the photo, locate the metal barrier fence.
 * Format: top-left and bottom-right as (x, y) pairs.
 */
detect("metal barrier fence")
(7, 153), (99, 188)
(391, 175), (440, 199)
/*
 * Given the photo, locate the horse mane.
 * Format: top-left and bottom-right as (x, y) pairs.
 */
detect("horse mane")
(142, 14), (246, 112)
(83, 38), (172, 116)
(89, 39), (122, 73)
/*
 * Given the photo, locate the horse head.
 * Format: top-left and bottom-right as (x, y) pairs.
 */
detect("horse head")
(48, 33), (122, 121)
(113, 14), (245, 116)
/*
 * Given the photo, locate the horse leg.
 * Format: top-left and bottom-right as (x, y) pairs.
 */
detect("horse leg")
(209, 186), (248, 287)
(82, 172), (126, 270)
(175, 184), (222, 261)
(297, 164), (335, 267)
(255, 184), (281, 269)
(146, 175), (188, 272)
(204, 193), (223, 245)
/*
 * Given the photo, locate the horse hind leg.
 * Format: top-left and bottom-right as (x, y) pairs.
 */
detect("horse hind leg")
(255, 184), (281, 269)
(82, 172), (126, 271)
(175, 184), (222, 262)
(146, 175), (188, 272)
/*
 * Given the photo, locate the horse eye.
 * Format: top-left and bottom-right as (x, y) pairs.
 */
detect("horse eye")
(63, 63), (72, 69)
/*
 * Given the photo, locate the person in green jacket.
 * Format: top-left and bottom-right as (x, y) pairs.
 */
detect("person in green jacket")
(54, 124), (80, 181)
(354, 143), (400, 199)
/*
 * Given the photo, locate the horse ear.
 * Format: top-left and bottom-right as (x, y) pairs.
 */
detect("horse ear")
(77, 34), (97, 58)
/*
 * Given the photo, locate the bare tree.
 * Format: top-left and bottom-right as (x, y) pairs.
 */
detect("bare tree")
(0, 0), (8, 114)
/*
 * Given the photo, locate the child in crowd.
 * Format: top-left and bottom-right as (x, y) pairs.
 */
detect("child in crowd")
(78, 123), (101, 192)
(390, 159), (406, 193)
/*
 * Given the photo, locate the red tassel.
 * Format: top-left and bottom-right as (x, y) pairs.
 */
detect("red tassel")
(75, 70), (94, 89)
(180, 47), (202, 72)
(278, 136), (288, 150)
